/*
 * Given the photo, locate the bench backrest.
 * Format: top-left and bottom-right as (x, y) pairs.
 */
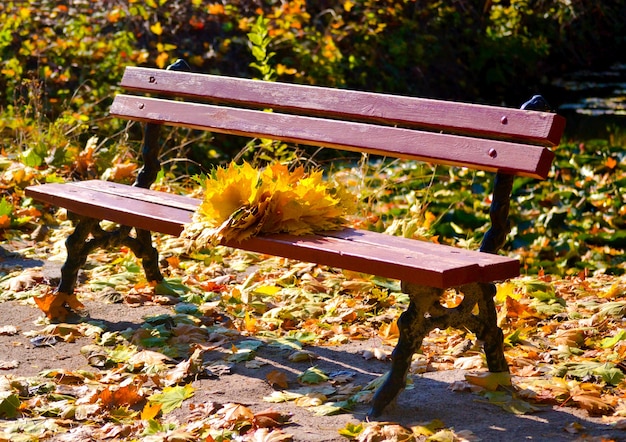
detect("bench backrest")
(110, 66), (565, 179)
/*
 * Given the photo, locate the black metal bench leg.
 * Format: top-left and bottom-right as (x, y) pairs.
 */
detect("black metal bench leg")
(129, 229), (163, 283)
(474, 282), (509, 373)
(368, 282), (509, 417)
(57, 216), (99, 295)
(58, 216), (164, 297)
(368, 284), (443, 418)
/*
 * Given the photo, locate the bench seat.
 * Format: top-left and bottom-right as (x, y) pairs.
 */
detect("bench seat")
(26, 180), (519, 289)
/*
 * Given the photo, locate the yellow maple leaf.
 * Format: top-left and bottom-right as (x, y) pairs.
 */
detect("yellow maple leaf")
(465, 371), (512, 391)
(378, 320), (399, 344)
(155, 52), (169, 69)
(196, 161), (261, 226)
(495, 281), (520, 303)
(572, 393), (615, 416)
(141, 402), (162, 420)
(244, 310), (257, 333)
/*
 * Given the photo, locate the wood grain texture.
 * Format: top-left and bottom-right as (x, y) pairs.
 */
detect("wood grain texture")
(110, 95), (555, 179)
(25, 182), (192, 236)
(120, 67), (565, 146)
(25, 181), (519, 288)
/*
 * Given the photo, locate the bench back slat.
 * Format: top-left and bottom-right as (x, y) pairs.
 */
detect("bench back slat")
(120, 67), (565, 147)
(110, 94), (555, 179)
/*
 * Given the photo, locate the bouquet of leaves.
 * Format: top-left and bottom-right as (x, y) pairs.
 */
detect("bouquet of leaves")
(181, 161), (356, 250)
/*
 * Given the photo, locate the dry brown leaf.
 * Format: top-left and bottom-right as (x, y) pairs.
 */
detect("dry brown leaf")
(571, 394), (615, 416)
(453, 355), (484, 370)
(98, 383), (144, 409)
(109, 162), (137, 181)
(300, 273), (328, 293)
(512, 364), (541, 377)
(505, 296), (531, 318)
(214, 403), (255, 429)
(266, 370), (289, 389)
(378, 320), (399, 344)
(357, 423), (414, 442)
(253, 409), (292, 428)
(46, 369), (87, 385)
(553, 329), (585, 347)
(341, 280), (375, 293)
(164, 359), (193, 386)
(127, 350), (174, 370)
(0, 359), (19, 369)
(47, 324), (85, 342)
(93, 422), (134, 440)
(4, 269), (42, 292)
(246, 427), (294, 442)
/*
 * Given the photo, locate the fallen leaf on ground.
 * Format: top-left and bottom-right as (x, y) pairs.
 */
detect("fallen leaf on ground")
(267, 370), (289, 389)
(0, 360), (19, 369)
(34, 290), (84, 321)
(0, 325), (18, 335)
(465, 371), (512, 391)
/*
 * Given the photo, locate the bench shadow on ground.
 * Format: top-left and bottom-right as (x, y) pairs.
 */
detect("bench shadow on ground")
(1, 299), (623, 441)
(0, 245), (44, 270)
(189, 342), (622, 442)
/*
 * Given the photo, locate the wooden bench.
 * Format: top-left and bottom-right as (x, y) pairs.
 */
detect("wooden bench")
(26, 61), (565, 417)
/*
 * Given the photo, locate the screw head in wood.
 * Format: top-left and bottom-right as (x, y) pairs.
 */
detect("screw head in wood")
(488, 148), (497, 158)
(500, 116), (508, 124)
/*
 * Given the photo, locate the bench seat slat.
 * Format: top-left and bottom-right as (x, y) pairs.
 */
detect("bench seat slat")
(235, 231), (519, 288)
(325, 229), (518, 273)
(26, 182), (191, 236)
(25, 181), (519, 289)
(232, 234), (479, 288)
(120, 67), (565, 147)
(110, 95), (555, 179)
(74, 179), (201, 212)
(37, 181), (517, 280)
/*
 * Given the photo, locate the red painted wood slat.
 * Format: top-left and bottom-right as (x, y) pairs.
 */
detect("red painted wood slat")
(25, 182), (191, 236)
(120, 67), (565, 146)
(110, 95), (555, 179)
(25, 181), (519, 289)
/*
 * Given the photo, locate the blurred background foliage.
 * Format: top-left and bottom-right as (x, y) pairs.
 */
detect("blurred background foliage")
(0, 0), (625, 276)
(2, 0), (625, 123)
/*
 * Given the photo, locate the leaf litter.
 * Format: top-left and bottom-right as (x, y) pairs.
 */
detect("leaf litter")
(2, 154), (626, 439)
(2, 234), (626, 440)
